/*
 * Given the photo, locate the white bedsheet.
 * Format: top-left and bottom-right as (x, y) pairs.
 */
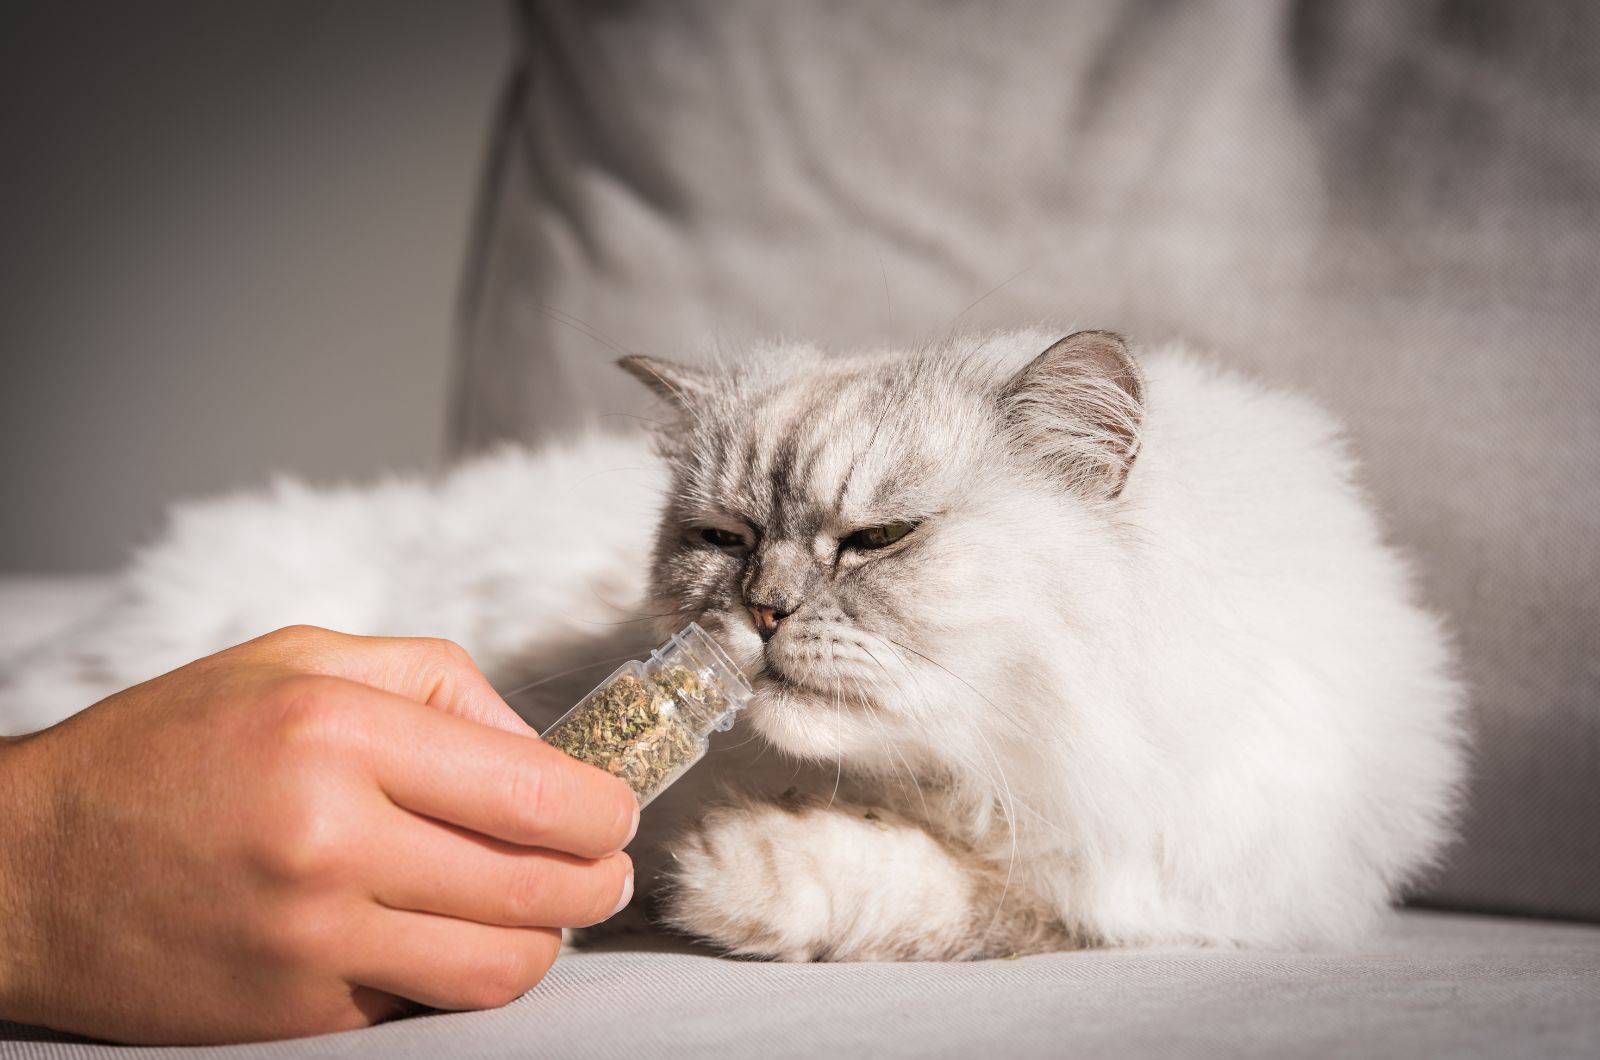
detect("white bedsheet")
(0, 574), (117, 732)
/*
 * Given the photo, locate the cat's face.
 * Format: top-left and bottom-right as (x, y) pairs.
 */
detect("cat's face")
(626, 330), (1144, 777)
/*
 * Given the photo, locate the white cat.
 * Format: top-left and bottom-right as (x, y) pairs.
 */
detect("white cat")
(0, 328), (1467, 960)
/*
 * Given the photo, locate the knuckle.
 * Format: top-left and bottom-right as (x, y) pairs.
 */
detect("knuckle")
(274, 622), (330, 642)
(418, 636), (475, 670)
(501, 860), (544, 925)
(263, 624), (339, 659)
(250, 680), (361, 882)
(257, 793), (351, 883)
(402, 637), (480, 710)
(269, 674), (359, 752)
(505, 764), (553, 842)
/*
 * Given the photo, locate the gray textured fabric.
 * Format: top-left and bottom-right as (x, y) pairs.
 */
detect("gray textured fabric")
(4, 913), (1598, 1058)
(455, 0), (1600, 921)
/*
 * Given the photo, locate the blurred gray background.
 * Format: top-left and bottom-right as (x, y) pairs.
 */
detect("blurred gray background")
(0, 7), (1596, 1054)
(0, 0), (509, 571)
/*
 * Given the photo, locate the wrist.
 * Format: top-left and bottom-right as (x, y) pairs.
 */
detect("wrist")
(0, 731), (60, 1024)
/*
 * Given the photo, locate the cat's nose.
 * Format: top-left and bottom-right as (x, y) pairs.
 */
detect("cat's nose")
(749, 604), (791, 641)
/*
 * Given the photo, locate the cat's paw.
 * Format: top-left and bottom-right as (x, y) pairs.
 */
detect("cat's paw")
(661, 800), (839, 961)
(660, 799), (981, 961)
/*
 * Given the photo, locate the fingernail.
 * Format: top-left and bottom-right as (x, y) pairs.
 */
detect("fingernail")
(625, 803), (640, 846)
(610, 873), (634, 918)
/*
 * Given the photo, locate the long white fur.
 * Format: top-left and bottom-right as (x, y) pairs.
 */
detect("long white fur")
(0, 438), (665, 734)
(0, 330), (1467, 960)
(648, 329), (1466, 957)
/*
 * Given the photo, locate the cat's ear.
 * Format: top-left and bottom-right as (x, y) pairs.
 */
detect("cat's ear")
(997, 330), (1146, 498)
(617, 355), (713, 409)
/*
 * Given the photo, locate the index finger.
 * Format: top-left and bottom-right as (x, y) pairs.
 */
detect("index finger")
(332, 634), (534, 736)
(348, 680), (639, 858)
(260, 626), (534, 736)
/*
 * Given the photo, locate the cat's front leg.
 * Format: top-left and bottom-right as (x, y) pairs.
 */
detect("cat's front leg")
(661, 797), (1065, 961)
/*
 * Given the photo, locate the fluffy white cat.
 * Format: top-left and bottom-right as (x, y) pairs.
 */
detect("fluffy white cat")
(0, 328), (1467, 960)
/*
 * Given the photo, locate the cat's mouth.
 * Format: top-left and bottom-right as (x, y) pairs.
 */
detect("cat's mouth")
(743, 656), (892, 764)
(756, 659), (819, 695)
(756, 655), (876, 710)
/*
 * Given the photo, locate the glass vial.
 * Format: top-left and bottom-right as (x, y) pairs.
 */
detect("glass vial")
(541, 623), (754, 806)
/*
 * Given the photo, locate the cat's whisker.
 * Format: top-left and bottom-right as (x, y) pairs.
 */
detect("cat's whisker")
(857, 632), (1027, 946)
(571, 604), (701, 628)
(864, 698), (928, 822)
(884, 634), (1035, 740)
(825, 639), (845, 811)
(965, 719), (1022, 950)
(495, 651), (646, 701)
(533, 303), (633, 358)
(861, 632), (956, 767)
(711, 726), (767, 754)
(573, 465), (661, 487)
(853, 644), (931, 822)
(947, 264), (1035, 327)
(873, 633), (1038, 839)
(840, 667), (907, 798)
(597, 411), (671, 427)
(545, 305), (727, 435)
(840, 390), (897, 507)
(848, 679), (906, 794)
(861, 634), (1035, 859)
(728, 720), (775, 767)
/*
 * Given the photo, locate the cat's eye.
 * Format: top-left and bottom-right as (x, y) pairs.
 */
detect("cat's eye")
(842, 521), (917, 551)
(700, 527), (747, 550)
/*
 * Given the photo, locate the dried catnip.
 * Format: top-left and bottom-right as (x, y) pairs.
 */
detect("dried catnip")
(541, 624), (753, 806)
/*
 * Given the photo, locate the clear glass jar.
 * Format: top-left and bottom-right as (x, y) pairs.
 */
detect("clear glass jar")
(541, 623), (753, 806)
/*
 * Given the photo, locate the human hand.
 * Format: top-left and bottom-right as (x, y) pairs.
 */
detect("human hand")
(0, 626), (637, 1044)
